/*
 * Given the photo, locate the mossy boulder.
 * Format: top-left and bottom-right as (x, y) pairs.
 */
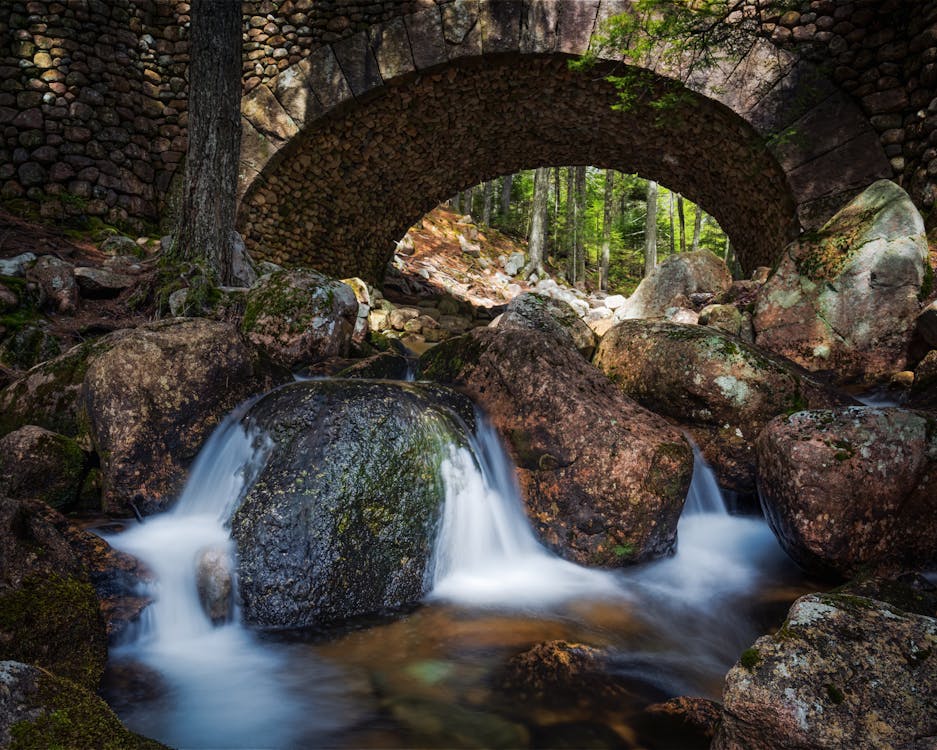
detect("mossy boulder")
(241, 269), (358, 370)
(753, 180), (929, 381)
(0, 323), (61, 371)
(232, 379), (473, 629)
(81, 318), (288, 515)
(498, 292), (597, 358)
(911, 349), (937, 410)
(0, 661), (165, 750)
(0, 426), (89, 511)
(593, 320), (854, 497)
(756, 407), (937, 579)
(420, 327), (693, 566)
(715, 593), (937, 750)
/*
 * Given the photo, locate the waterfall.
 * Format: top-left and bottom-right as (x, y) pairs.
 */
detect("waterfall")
(428, 415), (621, 607)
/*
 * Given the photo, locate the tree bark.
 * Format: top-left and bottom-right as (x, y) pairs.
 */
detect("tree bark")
(644, 180), (658, 277)
(601, 169), (614, 291)
(172, 0), (243, 285)
(566, 167), (576, 283)
(575, 165), (586, 284)
(553, 166), (561, 249)
(451, 193), (461, 213)
(482, 181), (493, 225)
(463, 187), (474, 216)
(677, 194), (686, 253)
(525, 167), (550, 277)
(500, 174), (513, 219)
(692, 208), (703, 252)
(668, 190), (676, 255)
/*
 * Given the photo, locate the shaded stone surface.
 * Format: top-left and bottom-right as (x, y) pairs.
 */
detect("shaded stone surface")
(616, 251), (732, 320)
(498, 292), (597, 358)
(715, 593), (937, 750)
(0, 426), (88, 511)
(420, 327), (693, 566)
(756, 407), (937, 579)
(594, 320), (853, 496)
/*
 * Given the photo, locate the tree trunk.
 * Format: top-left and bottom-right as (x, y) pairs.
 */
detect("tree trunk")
(463, 187), (474, 216)
(601, 169), (614, 291)
(482, 180), (493, 225)
(553, 166), (561, 249)
(451, 192), (461, 213)
(566, 167), (576, 283)
(500, 174), (513, 219)
(644, 180), (658, 277)
(725, 236), (740, 279)
(692, 208), (703, 252)
(172, 0), (242, 285)
(525, 167), (550, 277)
(677, 194), (686, 253)
(668, 191), (676, 255)
(575, 165), (586, 283)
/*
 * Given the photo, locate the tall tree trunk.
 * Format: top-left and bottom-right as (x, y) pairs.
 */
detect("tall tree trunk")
(172, 0), (242, 285)
(451, 192), (461, 213)
(525, 167), (550, 277)
(600, 169), (614, 291)
(463, 187), (474, 216)
(566, 167), (576, 283)
(575, 165), (586, 284)
(668, 191), (676, 255)
(482, 180), (493, 225)
(692, 208), (703, 252)
(644, 180), (658, 277)
(553, 166), (561, 249)
(677, 194), (686, 253)
(725, 236), (740, 279)
(500, 174), (513, 219)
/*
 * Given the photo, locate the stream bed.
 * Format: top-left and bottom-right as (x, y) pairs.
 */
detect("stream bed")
(99, 385), (817, 750)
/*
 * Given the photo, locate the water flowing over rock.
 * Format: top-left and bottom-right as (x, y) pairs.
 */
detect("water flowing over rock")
(0, 426), (88, 511)
(615, 250), (732, 320)
(593, 320), (853, 497)
(756, 407), (937, 579)
(714, 592), (937, 750)
(753, 180), (929, 381)
(232, 380), (473, 629)
(0, 661), (166, 749)
(498, 292), (597, 358)
(420, 327), (693, 566)
(241, 269), (359, 369)
(82, 318), (286, 515)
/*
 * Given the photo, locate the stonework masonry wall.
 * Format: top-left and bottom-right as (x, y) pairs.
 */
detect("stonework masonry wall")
(2, 0), (937, 240)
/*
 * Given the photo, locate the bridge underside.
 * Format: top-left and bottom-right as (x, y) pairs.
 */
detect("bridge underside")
(235, 55), (841, 284)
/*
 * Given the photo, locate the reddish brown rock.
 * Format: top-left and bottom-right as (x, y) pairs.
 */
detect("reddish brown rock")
(420, 327), (693, 566)
(594, 320), (854, 497)
(756, 407), (937, 578)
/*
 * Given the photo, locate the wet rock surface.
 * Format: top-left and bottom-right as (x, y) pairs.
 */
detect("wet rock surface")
(232, 379), (473, 629)
(754, 180), (929, 381)
(756, 407), (937, 579)
(420, 327), (693, 566)
(594, 320), (853, 496)
(715, 592), (937, 750)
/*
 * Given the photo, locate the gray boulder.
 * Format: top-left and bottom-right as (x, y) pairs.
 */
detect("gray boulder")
(498, 292), (597, 358)
(754, 180), (928, 381)
(232, 380), (473, 629)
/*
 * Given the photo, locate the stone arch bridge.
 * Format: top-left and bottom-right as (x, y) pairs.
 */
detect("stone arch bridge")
(236, 0), (891, 283)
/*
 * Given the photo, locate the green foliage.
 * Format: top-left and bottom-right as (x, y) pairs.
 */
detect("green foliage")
(740, 646), (761, 671)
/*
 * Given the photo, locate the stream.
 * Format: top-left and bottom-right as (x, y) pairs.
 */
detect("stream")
(101, 384), (814, 749)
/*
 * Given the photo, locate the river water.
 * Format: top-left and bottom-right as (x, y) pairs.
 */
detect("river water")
(102, 387), (813, 749)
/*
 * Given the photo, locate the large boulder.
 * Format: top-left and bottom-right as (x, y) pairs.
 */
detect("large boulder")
(232, 380), (472, 629)
(756, 407), (937, 579)
(0, 426), (88, 511)
(420, 327), (693, 566)
(498, 292), (597, 359)
(0, 661), (165, 749)
(241, 269), (358, 370)
(615, 250), (732, 320)
(753, 180), (928, 381)
(593, 320), (853, 496)
(82, 318), (286, 515)
(715, 592), (937, 750)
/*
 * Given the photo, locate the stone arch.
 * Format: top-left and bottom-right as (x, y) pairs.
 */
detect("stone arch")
(236, 0), (891, 283)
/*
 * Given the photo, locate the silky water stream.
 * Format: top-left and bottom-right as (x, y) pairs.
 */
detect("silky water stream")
(102, 386), (813, 749)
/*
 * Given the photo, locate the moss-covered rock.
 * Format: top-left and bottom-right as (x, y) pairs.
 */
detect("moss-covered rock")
(753, 180), (929, 381)
(420, 327), (692, 566)
(715, 593), (937, 750)
(81, 318), (288, 515)
(0, 426), (88, 511)
(497, 292), (597, 358)
(241, 269), (358, 370)
(593, 320), (854, 497)
(232, 379), (473, 629)
(756, 407), (937, 579)
(0, 661), (165, 749)
(0, 323), (61, 371)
